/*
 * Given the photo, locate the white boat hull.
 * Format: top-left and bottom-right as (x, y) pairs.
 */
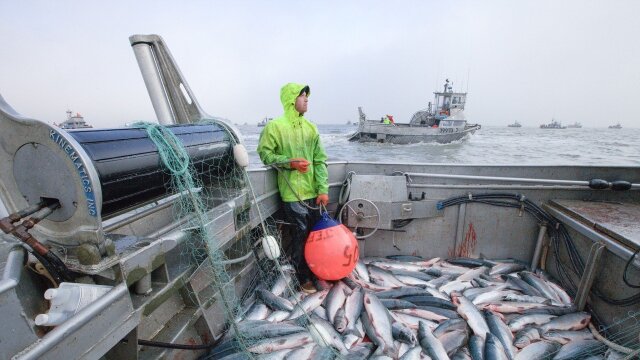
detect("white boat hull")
(349, 122), (481, 144)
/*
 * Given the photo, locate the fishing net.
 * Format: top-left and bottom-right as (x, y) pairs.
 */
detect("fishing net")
(132, 121), (337, 358)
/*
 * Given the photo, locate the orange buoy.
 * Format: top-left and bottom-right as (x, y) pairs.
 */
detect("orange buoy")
(304, 212), (359, 281)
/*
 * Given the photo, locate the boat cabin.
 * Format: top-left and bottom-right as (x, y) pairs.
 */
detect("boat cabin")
(433, 79), (467, 120)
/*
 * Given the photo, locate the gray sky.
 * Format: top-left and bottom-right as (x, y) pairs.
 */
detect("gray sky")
(1, 0), (638, 128)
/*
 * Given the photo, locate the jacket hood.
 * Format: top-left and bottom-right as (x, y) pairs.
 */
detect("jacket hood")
(280, 83), (310, 118)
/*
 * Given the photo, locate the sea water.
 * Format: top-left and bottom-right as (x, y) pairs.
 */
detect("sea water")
(239, 125), (640, 168)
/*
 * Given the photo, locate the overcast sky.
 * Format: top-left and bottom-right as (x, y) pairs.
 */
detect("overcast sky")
(1, 0), (638, 128)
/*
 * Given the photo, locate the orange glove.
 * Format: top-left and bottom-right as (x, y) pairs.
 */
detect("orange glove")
(290, 158), (310, 173)
(316, 194), (329, 206)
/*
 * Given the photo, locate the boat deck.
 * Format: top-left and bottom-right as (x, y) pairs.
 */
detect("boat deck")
(549, 199), (640, 250)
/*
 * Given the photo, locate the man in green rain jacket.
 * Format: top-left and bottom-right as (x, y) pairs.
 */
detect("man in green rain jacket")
(257, 83), (328, 292)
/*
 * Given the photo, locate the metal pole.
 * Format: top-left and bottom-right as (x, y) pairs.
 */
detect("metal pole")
(454, 203), (466, 256)
(130, 41), (175, 125)
(404, 172), (640, 189)
(530, 222), (548, 270)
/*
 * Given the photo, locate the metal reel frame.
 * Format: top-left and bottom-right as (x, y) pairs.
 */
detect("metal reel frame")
(338, 198), (380, 239)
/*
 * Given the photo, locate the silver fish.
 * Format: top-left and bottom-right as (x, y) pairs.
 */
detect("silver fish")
(489, 262), (526, 276)
(469, 334), (484, 360)
(457, 266), (490, 282)
(256, 289), (294, 311)
(371, 260), (431, 273)
(464, 285), (507, 300)
(396, 274), (433, 287)
(452, 348), (473, 360)
(504, 276), (543, 297)
(547, 280), (572, 305)
(433, 319), (468, 338)
(343, 286), (365, 335)
(368, 264), (407, 288)
(284, 344), (315, 359)
(393, 321), (418, 345)
(377, 287), (431, 299)
(256, 348), (293, 360)
(343, 333), (361, 349)
(452, 293), (490, 339)
(326, 281), (349, 323)
(520, 272), (562, 303)
(553, 339), (604, 360)
(305, 314), (349, 355)
(484, 310), (516, 360)
(539, 312), (591, 333)
(348, 273), (389, 291)
(541, 329), (594, 345)
(349, 344), (376, 359)
(355, 260), (371, 283)
(513, 327), (541, 348)
(440, 280), (474, 295)
(362, 292), (396, 357)
(472, 290), (518, 306)
(398, 342), (412, 357)
(426, 286), (451, 300)
(266, 310), (291, 322)
(508, 314), (556, 332)
(438, 262), (472, 275)
(313, 306), (328, 321)
(484, 333), (508, 360)
(287, 289), (329, 319)
(418, 320), (450, 360)
(399, 346), (423, 360)
(514, 341), (558, 360)
(334, 307), (348, 333)
(245, 303), (270, 321)
(439, 329), (468, 356)
(390, 269), (436, 282)
(309, 345), (338, 360)
(391, 311), (439, 331)
(482, 301), (549, 314)
(247, 332), (314, 353)
(239, 322), (306, 340)
(502, 293), (553, 306)
(270, 267), (294, 297)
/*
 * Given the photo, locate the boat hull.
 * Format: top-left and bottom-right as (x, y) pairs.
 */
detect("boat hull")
(349, 123), (480, 144)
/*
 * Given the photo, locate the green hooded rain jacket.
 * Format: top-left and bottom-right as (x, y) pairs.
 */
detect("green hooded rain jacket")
(257, 83), (329, 202)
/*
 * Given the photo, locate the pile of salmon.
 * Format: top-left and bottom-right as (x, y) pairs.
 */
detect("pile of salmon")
(207, 256), (616, 360)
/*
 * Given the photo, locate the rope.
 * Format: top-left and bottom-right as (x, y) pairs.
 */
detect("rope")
(268, 162), (322, 213)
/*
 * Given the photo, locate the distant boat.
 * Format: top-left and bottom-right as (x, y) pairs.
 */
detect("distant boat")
(258, 117), (272, 127)
(566, 122), (582, 128)
(540, 119), (566, 129)
(608, 123), (622, 129)
(58, 110), (92, 129)
(507, 121), (522, 128)
(349, 79), (481, 144)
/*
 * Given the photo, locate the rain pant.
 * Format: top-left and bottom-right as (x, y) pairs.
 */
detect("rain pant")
(257, 83), (329, 202)
(282, 199), (321, 283)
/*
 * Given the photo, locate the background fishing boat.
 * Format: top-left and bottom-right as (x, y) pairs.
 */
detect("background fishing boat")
(349, 80), (481, 144)
(540, 119), (566, 129)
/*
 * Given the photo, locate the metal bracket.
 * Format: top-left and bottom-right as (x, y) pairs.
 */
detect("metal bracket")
(574, 242), (605, 311)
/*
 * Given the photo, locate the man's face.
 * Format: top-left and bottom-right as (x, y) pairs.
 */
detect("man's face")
(295, 92), (308, 114)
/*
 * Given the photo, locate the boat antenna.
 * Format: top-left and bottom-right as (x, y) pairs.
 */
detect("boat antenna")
(466, 68), (470, 93)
